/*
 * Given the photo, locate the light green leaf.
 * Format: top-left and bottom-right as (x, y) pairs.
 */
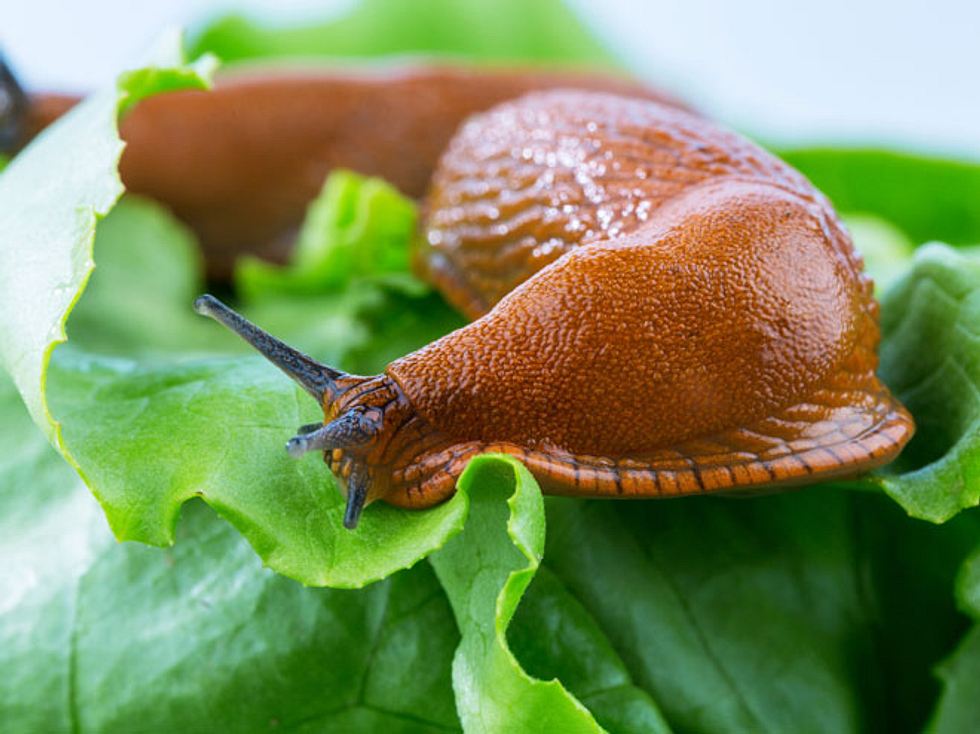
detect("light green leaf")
(189, 0), (618, 68)
(843, 213), (915, 293)
(1, 64), (469, 587)
(0, 31), (213, 443)
(237, 170), (419, 301)
(43, 181), (467, 587)
(66, 196), (235, 354)
(48, 348), (468, 588)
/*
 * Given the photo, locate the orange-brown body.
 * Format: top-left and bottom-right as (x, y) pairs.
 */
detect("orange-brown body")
(296, 90), (912, 520)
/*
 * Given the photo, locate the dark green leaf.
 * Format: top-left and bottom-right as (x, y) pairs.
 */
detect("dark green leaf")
(781, 148), (980, 246)
(539, 491), (977, 734)
(928, 536), (980, 732)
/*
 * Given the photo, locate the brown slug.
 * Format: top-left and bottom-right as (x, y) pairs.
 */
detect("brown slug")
(191, 88), (914, 529)
(9, 63), (682, 276)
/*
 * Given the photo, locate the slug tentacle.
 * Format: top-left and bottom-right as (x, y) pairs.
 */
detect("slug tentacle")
(343, 464), (371, 530)
(286, 409), (377, 458)
(193, 294), (346, 402)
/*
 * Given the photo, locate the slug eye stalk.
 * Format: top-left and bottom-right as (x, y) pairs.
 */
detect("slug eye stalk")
(193, 294), (346, 402)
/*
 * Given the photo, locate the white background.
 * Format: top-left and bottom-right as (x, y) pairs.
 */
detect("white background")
(2, 0), (978, 157)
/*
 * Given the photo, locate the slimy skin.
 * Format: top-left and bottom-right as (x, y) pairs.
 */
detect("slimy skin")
(196, 89), (913, 528)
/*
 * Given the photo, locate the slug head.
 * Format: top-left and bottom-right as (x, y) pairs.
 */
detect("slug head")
(194, 295), (413, 529)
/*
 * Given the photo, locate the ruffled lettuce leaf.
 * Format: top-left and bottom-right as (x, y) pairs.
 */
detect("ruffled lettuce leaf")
(429, 456), (669, 734)
(0, 31), (214, 442)
(873, 245), (980, 522)
(236, 170), (421, 301)
(0, 51), (470, 586)
(45, 194), (468, 587)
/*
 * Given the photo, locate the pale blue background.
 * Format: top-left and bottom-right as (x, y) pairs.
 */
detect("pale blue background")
(2, 0), (978, 157)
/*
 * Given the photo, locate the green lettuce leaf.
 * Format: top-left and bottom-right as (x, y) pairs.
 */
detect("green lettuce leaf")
(189, 0), (618, 68)
(0, 31), (214, 443)
(508, 567), (672, 733)
(873, 244), (980, 522)
(931, 628), (980, 734)
(842, 213), (915, 293)
(928, 537), (980, 732)
(44, 195), (467, 587)
(2, 360), (675, 733)
(65, 195), (233, 354)
(537, 491), (979, 734)
(429, 455), (670, 734)
(0, 52), (468, 587)
(237, 170), (420, 301)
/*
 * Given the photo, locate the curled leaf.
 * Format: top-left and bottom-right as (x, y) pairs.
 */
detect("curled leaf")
(430, 455), (610, 734)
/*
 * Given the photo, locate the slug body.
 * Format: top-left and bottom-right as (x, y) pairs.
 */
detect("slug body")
(197, 88), (913, 528)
